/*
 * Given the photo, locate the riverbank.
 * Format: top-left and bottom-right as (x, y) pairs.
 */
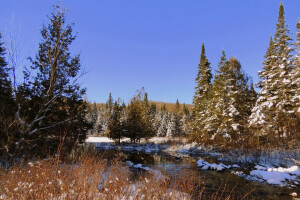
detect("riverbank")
(0, 154), (251, 199)
(86, 136), (300, 189)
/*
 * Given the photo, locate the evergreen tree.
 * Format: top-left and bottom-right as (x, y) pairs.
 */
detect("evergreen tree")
(175, 99), (180, 113)
(107, 101), (125, 144)
(166, 112), (181, 137)
(201, 50), (227, 140)
(249, 3), (295, 141)
(0, 33), (16, 157)
(248, 83), (257, 115)
(289, 20), (300, 140)
(199, 54), (254, 144)
(16, 5), (90, 156)
(292, 21), (300, 113)
(91, 103), (98, 123)
(191, 43), (212, 140)
(125, 89), (155, 143)
(182, 103), (190, 116)
(88, 102), (99, 134)
(249, 37), (276, 131)
(106, 92), (113, 111)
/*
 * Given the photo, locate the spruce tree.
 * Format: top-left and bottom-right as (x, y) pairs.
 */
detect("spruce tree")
(106, 92), (113, 111)
(175, 99), (180, 113)
(202, 50), (227, 140)
(249, 37), (276, 131)
(191, 43), (212, 140)
(249, 3), (295, 141)
(90, 102), (98, 134)
(183, 104), (190, 117)
(107, 101), (124, 144)
(200, 54), (254, 144)
(293, 21), (300, 113)
(289, 21), (300, 140)
(166, 113), (179, 137)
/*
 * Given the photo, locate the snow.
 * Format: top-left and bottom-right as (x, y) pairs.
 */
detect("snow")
(197, 159), (239, 171)
(250, 166), (300, 186)
(231, 124), (239, 131)
(86, 137), (114, 143)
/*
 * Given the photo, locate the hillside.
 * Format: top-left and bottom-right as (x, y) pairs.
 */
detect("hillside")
(87, 101), (193, 113)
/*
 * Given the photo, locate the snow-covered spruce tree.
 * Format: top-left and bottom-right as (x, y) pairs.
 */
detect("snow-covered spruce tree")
(293, 21), (300, 113)
(249, 3), (295, 142)
(166, 112), (180, 137)
(289, 20), (300, 140)
(0, 32), (16, 158)
(249, 37), (276, 134)
(213, 58), (254, 144)
(199, 50), (227, 141)
(191, 43), (213, 141)
(16, 5), (90, 157)
(179, 113), (190, 136)
(155, 111), (169, 137)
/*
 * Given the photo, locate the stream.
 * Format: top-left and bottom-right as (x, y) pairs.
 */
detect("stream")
(95, 144), (300, 200)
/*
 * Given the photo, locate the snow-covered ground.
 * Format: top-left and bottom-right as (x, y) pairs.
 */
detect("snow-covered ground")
(86, 136), (182, 144)
(197, 159), (240, 171)
(86, 136), (300, 188)
(248, 165), (300, 186)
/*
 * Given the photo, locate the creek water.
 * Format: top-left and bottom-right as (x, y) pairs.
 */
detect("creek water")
(97, 147), (299, 200)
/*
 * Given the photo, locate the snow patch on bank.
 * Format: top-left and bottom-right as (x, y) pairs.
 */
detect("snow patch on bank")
(249, 165), (300, 186)
(197, 159), (240, 171)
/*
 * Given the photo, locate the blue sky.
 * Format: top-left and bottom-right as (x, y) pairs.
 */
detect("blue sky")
(0, 0), (299, 104)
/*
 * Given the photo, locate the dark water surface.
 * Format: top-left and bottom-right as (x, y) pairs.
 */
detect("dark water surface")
(97, 148), (299, 200)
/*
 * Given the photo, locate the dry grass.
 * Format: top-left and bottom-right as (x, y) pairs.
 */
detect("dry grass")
(0, 155), (252, 200)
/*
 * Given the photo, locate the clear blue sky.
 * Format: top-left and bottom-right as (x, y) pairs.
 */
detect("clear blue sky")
(0, 0), (299, 104)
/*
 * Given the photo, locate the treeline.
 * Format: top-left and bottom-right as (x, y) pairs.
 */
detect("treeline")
(86, 89), (191, 143)
(191, 3), (300, 148)
(0, 5), (89, 161)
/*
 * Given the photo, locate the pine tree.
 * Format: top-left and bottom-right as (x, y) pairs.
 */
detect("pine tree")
(16, 5), (90, 156)
(191, 43), (212, 140)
